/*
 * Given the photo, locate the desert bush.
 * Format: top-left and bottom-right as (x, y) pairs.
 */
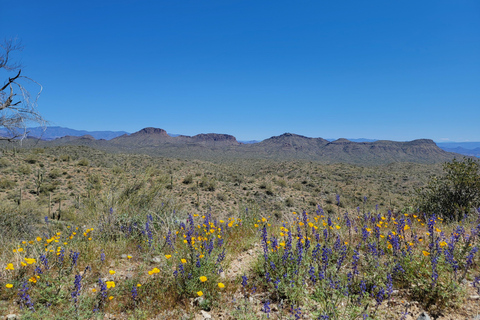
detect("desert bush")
(0, 157), (10, 168)
(415, 158), (480, 221)
(0, 202), (44, 242)
(18, 164), (32, 175)
(48, 168), (62, 179)
(0, 178), (16, 190)
(182, 174), (193, 184)
(60, 154), (71, 162)
(25, 154), (38, 164)
(77, 158), (89, 166)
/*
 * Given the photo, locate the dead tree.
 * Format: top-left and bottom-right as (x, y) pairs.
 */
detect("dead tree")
(0, 39), (45, 141)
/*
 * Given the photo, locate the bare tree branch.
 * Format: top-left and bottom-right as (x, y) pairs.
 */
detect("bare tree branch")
(1, 39), (46, 141)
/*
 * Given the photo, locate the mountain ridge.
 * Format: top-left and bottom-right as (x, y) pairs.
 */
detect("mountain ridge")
(33, 127), (465, 165)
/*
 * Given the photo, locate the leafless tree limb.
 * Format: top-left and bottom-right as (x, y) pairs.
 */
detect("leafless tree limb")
(0, 39), (46, 141)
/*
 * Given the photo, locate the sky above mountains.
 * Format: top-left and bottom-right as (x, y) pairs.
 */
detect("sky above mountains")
(2, 1), (479, 141)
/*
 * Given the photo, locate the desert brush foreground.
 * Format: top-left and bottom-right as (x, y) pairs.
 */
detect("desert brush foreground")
(0, 146), (479, 320)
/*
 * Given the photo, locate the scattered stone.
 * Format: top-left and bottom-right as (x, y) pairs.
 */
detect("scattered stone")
(104, 313), (116, 319)
(219, 271), (226, 279)
(200, 310), (212, 319)
(470, 295), (480, 300)
(120, 254), (128, 259)
(6, 315), (18, 320)
(417, 311), (431, 320)
(472, 315), (480, 320)
(151, 256), (163, 263)
(192, 296), (205, 306)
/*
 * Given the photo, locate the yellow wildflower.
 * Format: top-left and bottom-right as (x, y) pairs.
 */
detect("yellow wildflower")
(199, 276), (207, 282)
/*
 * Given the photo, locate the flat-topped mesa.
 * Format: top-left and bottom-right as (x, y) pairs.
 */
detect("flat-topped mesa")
(54, 134), (96, 142)
(131, 127), (169, 137)
(190, 133), (240, 146)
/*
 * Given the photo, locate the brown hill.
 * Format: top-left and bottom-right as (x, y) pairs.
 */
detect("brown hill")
(8, 127), (463, 165)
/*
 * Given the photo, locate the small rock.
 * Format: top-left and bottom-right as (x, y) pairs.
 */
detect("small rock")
(151, 256), (163, 263)
(470, 295), (480, 300)
(193, 296), (205, 306)
(6, 315), (18, 320)
(200, 310), (212, 319)
(472, 315), (480, 320)
(120, 254), (128, 259)
(391, 290), (399, 296)
(219, 271), (225, 279)
(417, 311), (431, 320)
(271, 304), (278, 312)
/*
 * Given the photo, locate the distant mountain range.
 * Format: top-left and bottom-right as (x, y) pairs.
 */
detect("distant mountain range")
(0, 126), (129, 141)
(1, 126), (477, 163)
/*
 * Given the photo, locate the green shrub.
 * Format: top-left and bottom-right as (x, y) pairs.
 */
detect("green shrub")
(77, 158), (89, 166)
(25, 154), (38, 164)
(18, 164), (32, 175)
(0, 178), (16, 190)
(48, 168), (62, 179)
(0, 157), (10, 168)
(415, 158), (480, 221)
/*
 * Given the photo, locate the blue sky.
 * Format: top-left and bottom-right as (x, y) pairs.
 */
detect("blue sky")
(2, 0), (479, 141)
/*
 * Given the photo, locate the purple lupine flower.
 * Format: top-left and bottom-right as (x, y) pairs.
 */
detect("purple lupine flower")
(361, 226), (369, 242)
(472, 276), (480, 294)
(166, 230), (174, 249)
(386, 274), (393, 298)
(336, 194), (340, 206)
(375, 287), (385, 306)
(131, 285), (138, 302)
(217, 248), (226, 264)
(265, 272), (271, 282)
(34, 266), (42, 275)
(40, 254), (49, 270)
(274, 277), (280, 289)
(18, 281), (35, 312)
(393, 262), (405, 275)
(309, 265), (316, 284)
(322, 246), (332, 271)
(270, 261), (276, 271)
(242, 274), (248, 288)
(71, 274), (82, 309)
(336, 245), (348, 271)
(352, 250), (360, 275)
(344, 211), (352, 229)
(261, 225), (269, 262)
(262, 301), (271, 318)
(466, 247), (478, 268)
(70, 251), (80, 268)
(359, 279), (367, 300)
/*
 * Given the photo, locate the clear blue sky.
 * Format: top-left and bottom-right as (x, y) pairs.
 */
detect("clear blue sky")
(2, 0), (479, 141)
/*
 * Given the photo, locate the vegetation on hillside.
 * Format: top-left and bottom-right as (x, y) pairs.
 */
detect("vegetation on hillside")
(0, 146), (479, 319)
